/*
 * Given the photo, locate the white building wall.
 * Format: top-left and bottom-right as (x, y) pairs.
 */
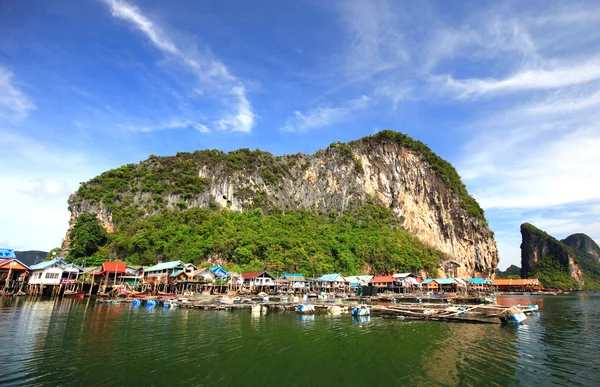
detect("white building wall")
(29, 267), (63, 286)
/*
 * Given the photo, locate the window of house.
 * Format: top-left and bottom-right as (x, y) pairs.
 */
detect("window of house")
(45, 272), (59, 279)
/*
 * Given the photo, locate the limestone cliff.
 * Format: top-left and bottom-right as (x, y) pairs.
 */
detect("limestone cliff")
(65, 130), (498, 277)
(520, 223), (584, 289)
(562, 234), (600, 262)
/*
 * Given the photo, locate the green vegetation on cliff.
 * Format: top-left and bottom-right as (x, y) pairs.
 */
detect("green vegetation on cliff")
(532, 256), (579, 289)
(496, 264), (521, 279)
(360, 130), (484, 219)
(562, 234), (600, 290)
(521, 223), (600, 290)
(68, 202), (444, 275)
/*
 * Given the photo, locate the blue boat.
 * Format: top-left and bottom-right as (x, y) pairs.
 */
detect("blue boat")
(296, 304), (315, 314)
(352, 306), (370, 316)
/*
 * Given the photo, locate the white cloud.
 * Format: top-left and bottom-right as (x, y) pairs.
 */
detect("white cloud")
(103, 0), (254, 133)
(0, 130), (109, 251)
(195, 123), (211, 134)
(337, 0), (407, 77)
(121, 119), (194, 133)
(0, 65), (36, 122)
(281, 95), (370, 133)
(440, 57), (600, 98)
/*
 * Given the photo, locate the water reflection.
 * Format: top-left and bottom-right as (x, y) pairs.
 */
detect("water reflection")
(1, 294), (600, 386)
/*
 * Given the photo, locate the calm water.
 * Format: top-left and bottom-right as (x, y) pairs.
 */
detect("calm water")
(1, 294), (599, 386)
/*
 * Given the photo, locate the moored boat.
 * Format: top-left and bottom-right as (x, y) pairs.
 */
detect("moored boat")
(352, 306), (370, 316)
(296, 304), (315, 315)
(499, 305), (527, 324)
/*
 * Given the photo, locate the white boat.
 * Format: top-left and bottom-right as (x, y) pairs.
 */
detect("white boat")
(352, 306), (370, 316)
(296, 304), (315, 314)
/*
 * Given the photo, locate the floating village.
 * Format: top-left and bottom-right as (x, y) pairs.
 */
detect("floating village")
(1, 248), (542, 325)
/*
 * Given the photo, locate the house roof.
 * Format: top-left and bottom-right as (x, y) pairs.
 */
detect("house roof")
(0, 258), (30, 271)
(145, 260), (185, 272)
(317, 274), (345, 282)
(422, 278), (456, 285)
(170, 269), (184, 277)
(492, 278), (540, 286)
(280, 273), (306, 281)
(392, 273), (414, 279)
(83, 266), (101, 275)
(0, 248), (16, 258)
(102, 262), (127, 274)
(468, 278), (493, 285)
(370, 275), (395, 283)
(30, 258), (63, 271)
(433, 278), (457, 285)
(242, 271), (274, 279)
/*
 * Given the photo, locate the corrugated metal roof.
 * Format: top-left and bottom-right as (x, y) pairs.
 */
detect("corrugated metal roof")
(370, 275), (395, 283)
(468, 278), (493, 285)
(433, 278), (456, 285)
(492, 278), (540, 286)
(242, 271), (275, 280)
(317, 274), (345, 282)
(421, 278), (433, 285)
(392, 273), (413, 278)
(30, 259), (63, 271)
(169, 269), (183, 277)
(210, 266), (228, 278)
(0, 258), (29, 270)
(102, 262), (127, 273)
(0, 248), (16, 258)
(145, 261), (185, 272)
(281, 273), (306, 281)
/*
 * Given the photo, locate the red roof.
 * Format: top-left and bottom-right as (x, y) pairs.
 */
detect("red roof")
(102, 262), (127, 274)
(370, 275), (395, 283)
(242, 271), (264, 279)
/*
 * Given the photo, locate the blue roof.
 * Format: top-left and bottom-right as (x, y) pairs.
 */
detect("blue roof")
(433, 278), (456, 285)
(422, 278), (456, 285)
(0, 248), (16, 258)
(170, 269), (183, 277)
(210, 266), (228, 278)
(30, 259), (63, 270)
(317, 274), (344, 282)
(468, 278), (492, 285)
(145, 260), (185, 272)
(30, 259), (83, 272)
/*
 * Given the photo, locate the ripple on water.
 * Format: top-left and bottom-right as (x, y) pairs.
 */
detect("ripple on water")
(1, 294), (600, 386)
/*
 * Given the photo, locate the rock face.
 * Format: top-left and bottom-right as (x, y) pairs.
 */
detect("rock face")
(65, 130), (498, 277)
(562, 233), (600, 262)
(520, 223), (584, 288)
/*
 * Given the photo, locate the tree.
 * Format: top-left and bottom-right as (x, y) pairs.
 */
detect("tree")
(46, 247), (62, 260)
(67, 214), (108, 264)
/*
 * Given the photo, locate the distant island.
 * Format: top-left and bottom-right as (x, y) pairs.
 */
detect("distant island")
(520, 223), (600, 290)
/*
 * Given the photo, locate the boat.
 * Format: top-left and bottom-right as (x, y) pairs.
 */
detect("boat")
(523, 304), (539, 314)
(499, 306), (527, 324)
(157, 291), (177, 297)
(296, 304), (315, 315)
(352, 306), (370, 316)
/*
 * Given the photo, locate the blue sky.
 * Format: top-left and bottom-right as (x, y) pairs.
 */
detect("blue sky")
(2, 0), (600, 269)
